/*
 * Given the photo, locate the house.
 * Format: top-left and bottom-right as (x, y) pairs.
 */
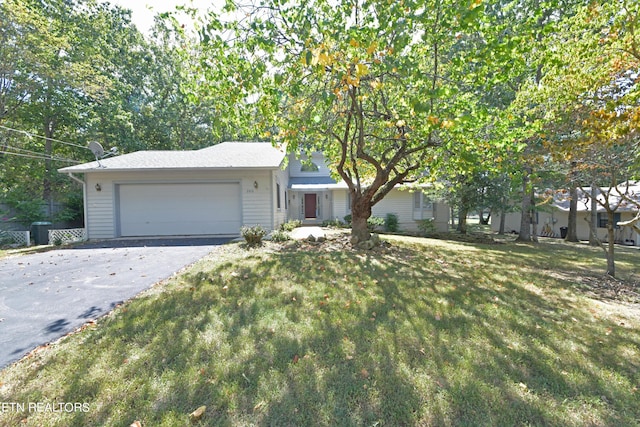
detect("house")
(491, 182), (640, 246)
(59, 142), (449, 240)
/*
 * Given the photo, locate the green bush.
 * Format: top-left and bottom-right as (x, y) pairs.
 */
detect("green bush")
(0, 230), (16, 246)
(418, 218), (436, 236)
(241, 225), (267, 246)
(322, 218), (346, 228)
(343, 215), (384, 231)
(367, 216), (385, 231)
(270, 229), (290, 242)
(385, 213), (399, 232)
(280, 220), (302, 232)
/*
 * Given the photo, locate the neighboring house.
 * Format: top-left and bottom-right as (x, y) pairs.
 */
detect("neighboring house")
(491, 182), (640, 246)
(59, 142), (448, 239)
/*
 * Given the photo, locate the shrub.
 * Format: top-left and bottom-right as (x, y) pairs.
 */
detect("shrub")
(418, 218), (436, 236)
(367, 216), (385, 231)
(322, 218), (346, 228)
(270, 229), (290, 242)
(280, 220), (302, 232)
(0, 230), (16, 246)
(385, 213), (399, 232)
(241, 225), (267, 246)
(343, 215), (384, 230)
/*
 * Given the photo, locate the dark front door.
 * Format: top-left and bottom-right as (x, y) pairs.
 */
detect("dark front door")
(304, 193), (317, 218)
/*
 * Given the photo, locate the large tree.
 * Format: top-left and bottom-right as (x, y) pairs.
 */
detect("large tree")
(223, 0), (495, 243)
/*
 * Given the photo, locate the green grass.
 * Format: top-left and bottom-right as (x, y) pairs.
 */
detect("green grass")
(1, 238), (639, 426)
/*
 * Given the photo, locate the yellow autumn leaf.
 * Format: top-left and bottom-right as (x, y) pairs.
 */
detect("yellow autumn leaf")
(355, 63), (369, 76)
(369, 79), (382, 90)
(469, 0), (482, 9)
(441, 119), (455, 129)
(367, 41), (378, 56)
(318, 52), (332, 66)
(350, 38), (360, 48)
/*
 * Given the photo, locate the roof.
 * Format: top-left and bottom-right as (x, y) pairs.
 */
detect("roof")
(550, 181), (640, 212)
(58, 142), (286, 173)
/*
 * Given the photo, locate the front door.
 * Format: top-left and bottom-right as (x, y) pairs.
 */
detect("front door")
(304, 193), (317, 218)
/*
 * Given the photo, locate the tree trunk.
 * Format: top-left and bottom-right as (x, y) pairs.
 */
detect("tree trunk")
(457, 206), (468, 233)
(566, 185), (579, 242)
(606, 211), (615, 277)
(516, 171), (532, 242)
(498, 209), (506, 235)
(43, 121), (54, 205)
(479, 210), (491, 225)
(588, 185), (599, 246)
(350, 197), (372, 244)
(530, 190), (538, 243)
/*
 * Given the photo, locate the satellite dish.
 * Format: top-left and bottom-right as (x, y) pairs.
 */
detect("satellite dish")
(88, 141), (106, 168)
(88, 141), (104, 160)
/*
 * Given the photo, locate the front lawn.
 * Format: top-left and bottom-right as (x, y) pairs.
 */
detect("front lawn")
(0, 237), (639, 426)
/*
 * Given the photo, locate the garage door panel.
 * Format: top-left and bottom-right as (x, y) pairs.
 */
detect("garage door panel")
(118, 183), (241, 236)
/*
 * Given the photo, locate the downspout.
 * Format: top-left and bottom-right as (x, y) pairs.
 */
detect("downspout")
(67, 173), (88, 237)
(270, 170), (275, 231)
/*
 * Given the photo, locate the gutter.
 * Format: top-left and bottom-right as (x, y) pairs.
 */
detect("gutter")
(67, 173), (88, 236)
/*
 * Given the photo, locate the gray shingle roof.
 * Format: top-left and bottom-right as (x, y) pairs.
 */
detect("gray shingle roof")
(58, 142), (286, 173)
(549, 182), (640, 212)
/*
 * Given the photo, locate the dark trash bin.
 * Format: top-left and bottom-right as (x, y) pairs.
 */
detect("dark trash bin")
(559, 226), (568, 239)
(31, 221), (52, 245)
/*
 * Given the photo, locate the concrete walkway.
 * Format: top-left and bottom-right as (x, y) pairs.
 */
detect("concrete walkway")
(289, 227), (327, 240)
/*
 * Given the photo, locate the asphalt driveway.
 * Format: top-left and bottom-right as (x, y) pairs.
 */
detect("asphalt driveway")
(0, 238), (229, 369)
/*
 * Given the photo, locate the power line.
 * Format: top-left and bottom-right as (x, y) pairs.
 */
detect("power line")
(0, 124), (89, 150)
(0, 148), (81, 164)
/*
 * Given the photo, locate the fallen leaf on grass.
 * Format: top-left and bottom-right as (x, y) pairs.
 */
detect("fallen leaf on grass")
(130, 421), (142, 427)
(189, 406), (206, 422)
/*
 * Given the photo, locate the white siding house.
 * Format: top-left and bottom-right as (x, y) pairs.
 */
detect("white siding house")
(59, 143), (449, 239)
(286, 153), (449, 233)
(492, 183), (640, 246)
(60, 143), (288, 239)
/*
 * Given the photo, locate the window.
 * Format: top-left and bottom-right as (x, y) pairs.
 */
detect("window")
(276, 183), (281, 209)
(413, 192), (433, 210)
(597, 212), (621, 229)
(300, 162), (319, 172)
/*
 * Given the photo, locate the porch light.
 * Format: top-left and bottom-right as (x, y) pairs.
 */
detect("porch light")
(95, 183), (102, 192)
(253, 181), (259, 189)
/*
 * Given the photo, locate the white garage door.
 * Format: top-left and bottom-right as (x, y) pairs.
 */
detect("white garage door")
(118, 183), (241, 236)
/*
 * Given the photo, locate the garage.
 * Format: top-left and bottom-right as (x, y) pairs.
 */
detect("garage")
(117, 182), (241, 237)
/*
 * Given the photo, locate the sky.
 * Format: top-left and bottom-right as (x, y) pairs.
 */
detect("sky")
(100, 0), (219, 35)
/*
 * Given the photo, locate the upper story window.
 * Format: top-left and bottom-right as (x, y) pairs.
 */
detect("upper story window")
(300, 162), (320, 172)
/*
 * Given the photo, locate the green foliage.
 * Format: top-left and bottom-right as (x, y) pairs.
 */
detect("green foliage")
(343, 214), (352, 225)
(418, 219), (436, 236)
(367, 216), (385, 231)
(241, 224), (267, 246)
(321, 218), (347, 228)
(4, 195), (45, 226)
(385, 213), (399, 232)
(280, 220), (302, 232)
(54, 191), (83, 223)
(0, 230), (16, 246)
(269, 229), (290, 242)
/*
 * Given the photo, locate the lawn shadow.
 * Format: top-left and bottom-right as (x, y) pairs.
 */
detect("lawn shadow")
(1, 240), (639, 426)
